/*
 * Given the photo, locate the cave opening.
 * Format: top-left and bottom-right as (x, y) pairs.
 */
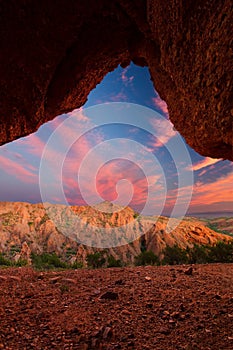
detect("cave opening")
(0, 63), (232, 218)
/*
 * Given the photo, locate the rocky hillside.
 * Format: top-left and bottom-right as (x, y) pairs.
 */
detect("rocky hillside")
(203, 217), (233, 236)
(0, 202), (232, 266)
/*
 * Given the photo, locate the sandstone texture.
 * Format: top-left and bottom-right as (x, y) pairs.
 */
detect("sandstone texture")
(0, 201), (232, 265)
(0, 1), (232, 159)
(0, 264), (232, 349)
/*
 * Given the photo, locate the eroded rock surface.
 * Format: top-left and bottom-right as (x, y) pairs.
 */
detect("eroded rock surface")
(0, 201), (232, 265)
(0, 1), (232, 159)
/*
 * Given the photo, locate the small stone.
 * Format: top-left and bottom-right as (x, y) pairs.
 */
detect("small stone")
(170, 311), (180, 319)
(169, 319), (176, 324)
(215, 294), (221, 300)
(49, 276), (61, 284)
(146, 303), (153, 309)
(163, 310), (170, 315)
(100, 291), (119, 300)
(121, 309), (131, 315)
(115, 279), (124, 285)
(9, 276), (21, 281)
(159, 327), (170, 335)
(184, 267), (193, 276)
(179, 303), (185, 311)
(145, 276), (152, 281)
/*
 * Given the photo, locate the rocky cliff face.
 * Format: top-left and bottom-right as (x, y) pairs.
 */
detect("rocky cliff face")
(0, 1), (232, 160)
(0, 202), (232, 265)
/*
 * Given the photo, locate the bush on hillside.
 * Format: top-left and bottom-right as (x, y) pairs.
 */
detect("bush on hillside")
(86, 252), (106, 268)
(135, 250), (159, 266)
(107, 255), (122, 268)
(0, 253), (11, 266)
(207, 241), (233, 263)
(162, 244), (188, 265)
(31, 252), (69, 270)
(186, 244), (209, 264)
(70, 260), (83, 269)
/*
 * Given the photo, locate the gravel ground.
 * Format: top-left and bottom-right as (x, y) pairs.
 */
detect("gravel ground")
(0, 264), (232, 349)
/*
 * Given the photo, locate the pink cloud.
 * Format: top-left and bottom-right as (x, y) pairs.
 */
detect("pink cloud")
(0, 154), (37, 183)
(17, 134), (46, 158)
(191, 172), (233, 206)
(110, 91), (128, 102)
(148, 118), (177, 148)
(187, 157), (221, 172)
(121, 68), (134, 86)
(164, 170), (233, 214)
(152, 96), (169, 115)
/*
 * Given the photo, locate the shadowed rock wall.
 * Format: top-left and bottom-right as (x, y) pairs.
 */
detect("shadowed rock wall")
(0, 0), (232, 159)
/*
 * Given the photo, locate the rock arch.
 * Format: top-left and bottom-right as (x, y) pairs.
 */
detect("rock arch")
(0, 0), (232, 160)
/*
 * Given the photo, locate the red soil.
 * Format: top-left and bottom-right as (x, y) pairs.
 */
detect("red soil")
(0, 264), (232, 349)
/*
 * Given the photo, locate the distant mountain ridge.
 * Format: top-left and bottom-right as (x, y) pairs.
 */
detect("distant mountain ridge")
(188, 211), (233, 219)
(0, 201), (232, 265)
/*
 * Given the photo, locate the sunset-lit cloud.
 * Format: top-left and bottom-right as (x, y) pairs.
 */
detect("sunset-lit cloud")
(152, 96), (169, 116)
(121, 67), (134, 86)
(187, 157), (222, 172)
(0, 63), (232, 215)
(191, 171), (233, 206)
(17, 134), (46, 157)
(0, 154), (37, 183)
(148, 117), (177, 148)
(109, 91), (128, 102)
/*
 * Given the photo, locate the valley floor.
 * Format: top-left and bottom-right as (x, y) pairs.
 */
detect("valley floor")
(0, 264), (232, 349)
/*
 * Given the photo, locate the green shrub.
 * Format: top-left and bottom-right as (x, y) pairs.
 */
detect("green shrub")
(0, 253), (11, 266)
(10, 245), (21, 255)
(207, 223), (232, 236)
(140, 235), (147, 253)
(207, 241), (233, 263)
(87, 252), (106, 268)
(31, 252), (68, 270)
(65, 248), (77, 258)
(162, 245), (188, 265)
(107, 255), (122, 268)
(135, 250), (159, 266)
(70, 260), (83, 269)
(186, 244), (209, 264)
(14, 259), (28, 267)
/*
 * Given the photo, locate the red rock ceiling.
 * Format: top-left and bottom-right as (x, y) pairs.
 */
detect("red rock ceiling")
(0, 0), (232, 160)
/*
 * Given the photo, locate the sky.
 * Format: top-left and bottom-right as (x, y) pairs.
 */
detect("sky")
(0, 63), (232, 216)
